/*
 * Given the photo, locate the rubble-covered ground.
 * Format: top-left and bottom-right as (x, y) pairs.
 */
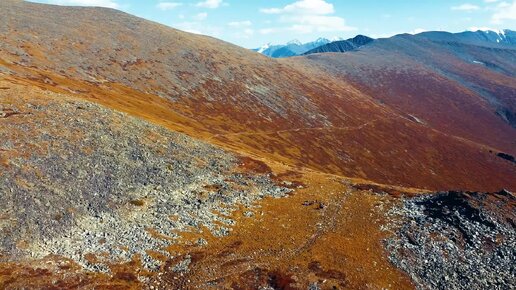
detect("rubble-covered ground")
(0, 85), (289, 273)
(385, 190), (515, 290)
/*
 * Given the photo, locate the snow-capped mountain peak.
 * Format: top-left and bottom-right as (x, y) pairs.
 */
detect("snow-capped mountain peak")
(257, 43), (272, 54)
(314, 37), (331, 43)
(287, 39), (302, 46)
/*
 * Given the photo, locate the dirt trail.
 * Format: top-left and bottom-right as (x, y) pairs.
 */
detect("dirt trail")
(208, 118), (388, 141)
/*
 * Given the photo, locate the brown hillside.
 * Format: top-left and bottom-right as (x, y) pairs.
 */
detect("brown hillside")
(0, 0), (514, 191)
(300, 35), (516, 154)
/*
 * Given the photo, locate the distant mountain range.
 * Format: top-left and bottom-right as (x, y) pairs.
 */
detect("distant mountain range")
(253, 38), (333, 58)
(303, 35), (374, 55)
(255, 29), (516, 58)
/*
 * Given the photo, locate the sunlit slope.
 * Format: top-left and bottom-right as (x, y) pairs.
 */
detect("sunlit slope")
(0, 0), (514, 191)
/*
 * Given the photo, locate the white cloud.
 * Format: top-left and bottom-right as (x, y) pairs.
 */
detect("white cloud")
(234, 28), (254, 39)
(157, 2), (182, 11)
(193, 12), (208, 21)
(45, 0), (119, 8)
(196, 0), (223, 9)
(227, 21), (254, 39)
(451, 3), (480, 11)
(260, 0), (355, 35)
(259, 28), (279, 35)
(484, 0), (499, 3)
(261, 0), (334, 15)
(284, 15), (355, 33)
(491, 1), (516, 23)
(228, 20), (252, 27)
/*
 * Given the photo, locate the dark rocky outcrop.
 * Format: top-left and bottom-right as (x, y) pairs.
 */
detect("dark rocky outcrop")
(386, 190), (515, 289)
(497, 152), (516, 163)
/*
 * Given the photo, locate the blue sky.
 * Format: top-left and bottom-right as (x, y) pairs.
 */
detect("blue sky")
(32, 0), (516, 48)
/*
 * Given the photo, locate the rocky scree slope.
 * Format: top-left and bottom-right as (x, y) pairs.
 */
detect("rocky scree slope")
(0, 83), (289, 272)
